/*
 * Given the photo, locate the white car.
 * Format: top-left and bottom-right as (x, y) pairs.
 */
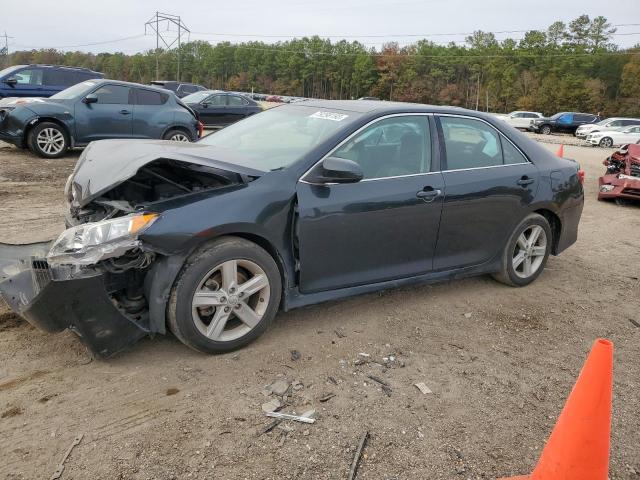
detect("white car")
(494, 111), (544, 129)
(576, 117), (640, 139)
(586, 125), (640, 147)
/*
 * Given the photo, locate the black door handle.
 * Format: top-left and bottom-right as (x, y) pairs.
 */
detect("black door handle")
(517, 176), (535, 186)
(416, 187), (442, 202)
(120, 109), (131, 115)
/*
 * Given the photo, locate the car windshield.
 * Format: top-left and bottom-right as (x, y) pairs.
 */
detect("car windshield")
(182, 91), (212, 103)
(199, 105), (359, 171)
(50, 81), (99, 100)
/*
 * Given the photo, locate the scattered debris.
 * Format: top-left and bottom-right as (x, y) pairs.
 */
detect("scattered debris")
(290, 350), (301, 361)
(261, 419), (282, 435)
(367, 375), (389, 387)
(261, 398), (282, 413)
(414, 382), (433, 395)
(1, 406), (23, 418)
(334, 328), (346, 338)
(268, 380), (290, 397)
(265, 411), (316, 424)
(464, 312), (472, 319)
(629, 318), (640, 328)
(292, 380), (304, 391)
(166, 388), (180, 396)
(367, 375), (392, 396)
(50, 434), (83, 480)
(319, 393), (336, 403)
(358, 353), (371, 358)
(348, 431), (369, 480)
(328, 376), (338, 385)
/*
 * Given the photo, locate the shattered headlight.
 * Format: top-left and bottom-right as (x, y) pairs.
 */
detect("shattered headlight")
(47, 213), (158, 267)
(600, 184), (615, 192)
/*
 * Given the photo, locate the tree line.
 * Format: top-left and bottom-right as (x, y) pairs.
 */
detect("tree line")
(6, 15), (640, 117)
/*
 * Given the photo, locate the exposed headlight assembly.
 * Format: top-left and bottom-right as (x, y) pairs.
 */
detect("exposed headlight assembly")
(599, 184), (615, 192)
(47, 213), (158, 267)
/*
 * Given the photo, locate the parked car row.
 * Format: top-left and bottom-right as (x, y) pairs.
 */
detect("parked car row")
(0, 79), (202, 158)
(0, 64), (103, 99)
(182, 90), (263, 128)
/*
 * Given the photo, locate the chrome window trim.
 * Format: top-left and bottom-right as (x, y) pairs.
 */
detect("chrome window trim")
(299, 112), (435, 185)
(436, 113), (532, 166)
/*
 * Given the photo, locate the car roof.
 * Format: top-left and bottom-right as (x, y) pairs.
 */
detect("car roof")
(9, 64), (100, 73)
(92, 79), (172, 94)
(294, 99), (480, 116)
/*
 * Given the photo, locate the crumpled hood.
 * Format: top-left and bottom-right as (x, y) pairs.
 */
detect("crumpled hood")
(70, 139), (266, 207)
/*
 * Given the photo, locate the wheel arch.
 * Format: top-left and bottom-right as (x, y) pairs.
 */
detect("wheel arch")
(533, 208), (562, 255)
(162, 124), (194, 140)
(24, 117), (74, 148)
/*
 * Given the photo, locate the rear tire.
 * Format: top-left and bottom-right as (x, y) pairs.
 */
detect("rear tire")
(163, 129), (193, 142)
(28, 122), (69, 158)
(492, 213), (552, 287)
(167, 236), (281, 354)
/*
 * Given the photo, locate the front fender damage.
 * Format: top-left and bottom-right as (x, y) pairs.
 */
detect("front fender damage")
(0, 242), (164, 358)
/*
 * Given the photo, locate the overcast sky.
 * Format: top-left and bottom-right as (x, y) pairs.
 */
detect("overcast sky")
(2, 0), (639, 53)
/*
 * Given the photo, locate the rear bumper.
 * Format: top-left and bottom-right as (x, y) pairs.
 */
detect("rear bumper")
(557, 202), (584, 254)
(0, 242), (149, 358)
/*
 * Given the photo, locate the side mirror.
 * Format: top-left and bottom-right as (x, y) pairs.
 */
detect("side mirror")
(83, 94), (98, 104)
(201, 102), (209, 108)
(4, 77), (17, 86)
(310, 157), (363, 184)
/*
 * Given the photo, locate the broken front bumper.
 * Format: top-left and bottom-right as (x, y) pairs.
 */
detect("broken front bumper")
(598, 174), (640, 201)
(0, 242), (149, 358)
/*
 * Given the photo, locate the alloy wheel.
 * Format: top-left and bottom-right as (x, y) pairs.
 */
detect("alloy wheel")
(512, 225), (547, 279)
(541, 126), (551, 135)
(36, 128), (65, 155)
(191, 259), (270, 342)
(170, 133), (190, 142)
(599, 137), (613, 148)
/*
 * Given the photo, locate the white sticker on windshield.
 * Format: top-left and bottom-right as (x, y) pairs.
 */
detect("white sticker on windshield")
(310, 111), (349, 122)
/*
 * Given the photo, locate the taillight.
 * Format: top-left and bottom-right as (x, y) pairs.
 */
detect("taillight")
(578, 169), (585, 185)
(197, 121), (204, 138)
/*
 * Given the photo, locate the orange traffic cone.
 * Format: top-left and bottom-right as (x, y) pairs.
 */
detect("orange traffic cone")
(556, 144), (564, 158)
(500, 339), (613, 480)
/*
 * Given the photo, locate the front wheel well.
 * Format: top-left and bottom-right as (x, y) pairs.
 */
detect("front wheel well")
(534, 209), (561, 255)
(24, 117), (73, 148)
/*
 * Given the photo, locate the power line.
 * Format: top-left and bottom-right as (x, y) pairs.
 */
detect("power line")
(12, 34), (147, 50)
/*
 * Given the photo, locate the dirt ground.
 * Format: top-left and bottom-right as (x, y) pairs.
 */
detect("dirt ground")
(0, 135), (638, 480)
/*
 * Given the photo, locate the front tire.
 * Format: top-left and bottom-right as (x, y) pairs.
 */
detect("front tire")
(599, 137), (614, 148)
(540, 125), (552, 135)
(492, 213), (552, 287)
(167, 236), (282, 354)
(28, 122), (69, 158)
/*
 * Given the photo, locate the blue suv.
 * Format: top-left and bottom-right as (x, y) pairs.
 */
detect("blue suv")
(0, 64), (103, 99)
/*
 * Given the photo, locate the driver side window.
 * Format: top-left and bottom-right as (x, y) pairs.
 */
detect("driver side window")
(332, 116), (431, 179)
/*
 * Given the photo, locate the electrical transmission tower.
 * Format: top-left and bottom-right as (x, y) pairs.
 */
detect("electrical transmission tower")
(144, 12), (190, 82)
(1, 32), (13, 68)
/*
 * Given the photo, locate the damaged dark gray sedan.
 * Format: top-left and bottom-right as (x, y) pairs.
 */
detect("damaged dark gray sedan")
(0, 101), (584, 357)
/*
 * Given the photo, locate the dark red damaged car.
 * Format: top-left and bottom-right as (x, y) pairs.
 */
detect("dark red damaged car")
(598, 143), (640, 205)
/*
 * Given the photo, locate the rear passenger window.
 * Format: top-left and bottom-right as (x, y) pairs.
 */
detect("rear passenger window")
(14, 68), (43, 85)
(440, 117), (503, 170)
(137, 89), (167, 105)
(501, 138), (528, 164)
(93, 85), (131, 104)
(229, 95), (249, 106)
(332, 116), (431, 179)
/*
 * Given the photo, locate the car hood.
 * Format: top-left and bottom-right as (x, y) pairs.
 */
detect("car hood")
(70, 139), (266, 208)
